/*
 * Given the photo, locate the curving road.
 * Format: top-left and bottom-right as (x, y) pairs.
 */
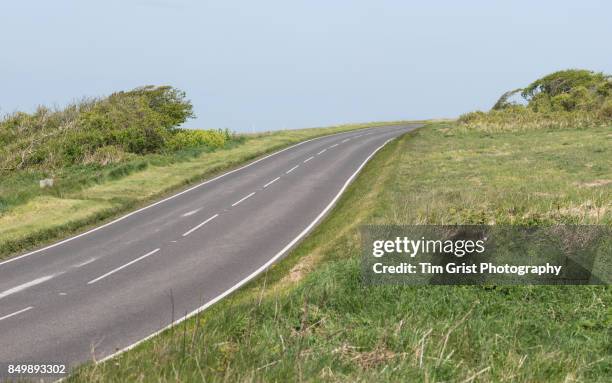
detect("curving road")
(0, 123), (419, 373)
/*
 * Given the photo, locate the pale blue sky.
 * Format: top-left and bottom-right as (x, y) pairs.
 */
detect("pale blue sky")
(1, 1), (610, 131)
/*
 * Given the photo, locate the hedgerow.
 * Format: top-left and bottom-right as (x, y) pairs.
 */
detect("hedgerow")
(0, 86), (236, 172)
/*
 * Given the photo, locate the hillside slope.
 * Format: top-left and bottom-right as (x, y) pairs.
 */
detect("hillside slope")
(69, 121), (611, 382)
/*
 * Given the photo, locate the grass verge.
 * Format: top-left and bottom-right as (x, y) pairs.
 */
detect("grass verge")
(68, 122), (611, 382)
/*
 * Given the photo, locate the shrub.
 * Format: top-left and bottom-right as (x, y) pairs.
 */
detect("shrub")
(523, 70), (610, 113)
(459, 69), (612, 132)
(166, 129), (229, 151)
(522, 69), (608, 95)
(0, 86), (196, 171)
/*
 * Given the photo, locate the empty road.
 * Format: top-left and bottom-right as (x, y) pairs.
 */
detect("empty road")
(0, 124), (419, 375)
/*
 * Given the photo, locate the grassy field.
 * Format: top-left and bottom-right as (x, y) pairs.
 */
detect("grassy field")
(0, 121), (409, 259)
(68, 122), (611, 382)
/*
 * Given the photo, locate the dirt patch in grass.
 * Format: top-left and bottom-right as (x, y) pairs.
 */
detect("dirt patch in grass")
(284, 252), (320, 284)
(556, 202), (609, 219)
(578, 179), (612, 188)
(333, 344), (408, 369)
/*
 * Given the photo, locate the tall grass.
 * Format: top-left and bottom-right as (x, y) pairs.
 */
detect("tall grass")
(457, 107), (609, 133)
(459, 69), (612, 133)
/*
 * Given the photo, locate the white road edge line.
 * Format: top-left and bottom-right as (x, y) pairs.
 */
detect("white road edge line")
(87, 248), (160, 285)
(0, 275), (55, 300)
(231, 192), (256, 207)
(97, 136), (395, 365)
(285, 165), (299, 174)
(182, 214), (219, 237)
(263, 177), (280, 188)
(317, 149), (327, 155)
(0, 306), (33, 322)
(303, 156), (314, 163)
(0, 127), (380, 268)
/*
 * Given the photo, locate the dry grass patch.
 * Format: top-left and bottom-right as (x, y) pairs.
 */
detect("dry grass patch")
(333, 344), (408, 370)
(0, 196), (114, 243)
(578, 179), (612, 188)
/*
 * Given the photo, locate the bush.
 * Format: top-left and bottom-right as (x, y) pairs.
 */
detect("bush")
(0, 86), (196, 171)
(459, 69), (612, 132)
(166, 129), (231, 151)
(522, 70), (610, 113)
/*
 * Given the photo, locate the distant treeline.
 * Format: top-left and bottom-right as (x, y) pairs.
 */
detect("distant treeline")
(0, 86), (234, 172)
(459, 69), (612, 131)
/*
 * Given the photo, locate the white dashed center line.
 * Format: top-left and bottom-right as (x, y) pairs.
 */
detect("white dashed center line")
(0, 275), (55, 300)
(317, 149), (327, 155)
(286, 165), (299, 174)
(0, 306), (33, 322)
(182, 208), (201, 217)
(73, 258), (96, 268)
(182, 214), (220, 237)
(303, 156), (314, 163)
(341, 138), (350, 143)
(232, 192), (256, 207)
(87, 248), (160, 285)
(329, 143), (338, 148)
(263, 177), (280, 188)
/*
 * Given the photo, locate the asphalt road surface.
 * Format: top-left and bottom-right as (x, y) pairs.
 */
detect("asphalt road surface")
(0, 123), (419, 374)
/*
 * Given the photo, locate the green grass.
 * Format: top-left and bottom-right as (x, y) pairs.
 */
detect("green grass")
(68, 122), (611, 382)
(0, 121), (412, 259)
